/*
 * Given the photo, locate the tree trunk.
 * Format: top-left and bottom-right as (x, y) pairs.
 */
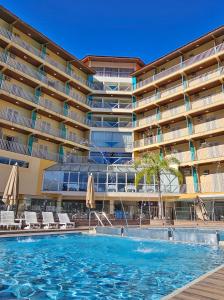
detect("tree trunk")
(157, 174), (163, 219)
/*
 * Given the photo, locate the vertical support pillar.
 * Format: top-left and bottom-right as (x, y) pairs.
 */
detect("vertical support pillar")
(186, 117), (193, 135)
(63, 101), (69, 117)
(87, 95), (93, 106)
(132, 113), (136, 127)
(159, 147), (163, 159)
(66, 62), (72, 76)
(60, 123), (67, 139)
(65, 81), (71, 95)
(189, 140), (196, 161)
(156, 106), (161, 120)
(109, 200), (115, 215)
(132, 76), (137, 90)
(56, 195), (63, 213)
(40, 44), (47, 59)
(0, 72), (4, 88)
(58, 144), (64, 163)
(155, 87), (160, 100)
(192, 166), (199, 192)
(31, 110), (37, 128)
(184, 94), (191, 111)
(34, 87), (41, 104)
(28, 135), (34, 155)
(182, 74), (188, 89)
(157, 126), (162, 143)
(132, 96), (136, 109)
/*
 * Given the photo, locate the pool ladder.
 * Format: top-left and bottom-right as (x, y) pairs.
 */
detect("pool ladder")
(89, 211), (113, 228)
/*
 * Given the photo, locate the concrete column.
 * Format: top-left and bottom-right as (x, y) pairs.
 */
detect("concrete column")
(109, 200), (114, 215)
(56, 196), (62, 213)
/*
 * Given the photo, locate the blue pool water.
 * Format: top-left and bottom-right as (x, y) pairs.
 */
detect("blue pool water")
(0, 234), (223, 300)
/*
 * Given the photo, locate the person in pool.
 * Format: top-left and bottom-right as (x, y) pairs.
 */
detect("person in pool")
(121, 226), (124, 237)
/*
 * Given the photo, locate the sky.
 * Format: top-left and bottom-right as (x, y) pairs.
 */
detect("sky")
(0, 0), (224, 64)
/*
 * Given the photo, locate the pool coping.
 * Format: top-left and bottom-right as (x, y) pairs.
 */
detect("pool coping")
(0, 227), (89, 238)
(162, 263), (224, 299)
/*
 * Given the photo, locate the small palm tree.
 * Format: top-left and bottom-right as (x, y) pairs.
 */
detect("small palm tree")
(135, 152), (183, 219)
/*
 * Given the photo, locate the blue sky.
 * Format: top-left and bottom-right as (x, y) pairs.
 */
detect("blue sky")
(0, 0), (224, 63)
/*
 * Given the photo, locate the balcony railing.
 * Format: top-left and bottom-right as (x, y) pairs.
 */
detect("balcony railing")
(136, 115), (157, 127)
(95, 71), (131, 78)
(0, 138), (89, 163)
(0, 80), (89, 127)
(42, 180), (181, 194)
(135, 67), (224, 109)
(0, 51), (89, 107)
(197, 144), (224, 161)
(134, 136), (158, 148)
(162, 128), (188, 142)
(90, 120), (133, 128)
(136, 42), (224, 89)
(89, 101), (132, 109)
(92, 82), (132, 92)
(191, 92), (223, 110)
(0, 26), (90, 88)
(0, 110), (89, 147)
(194, 118), (224, 135)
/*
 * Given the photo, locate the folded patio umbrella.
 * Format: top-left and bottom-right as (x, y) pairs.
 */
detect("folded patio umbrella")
(2, 163), (19, 210)
(195, 196), (209, 221)
(86, 173), (95, 209)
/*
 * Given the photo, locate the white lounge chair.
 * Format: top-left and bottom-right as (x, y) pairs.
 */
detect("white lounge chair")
(24, 211), (40, 229)
(58, 213), (75, 228)
(42, 212), (58, 229)
(0, 211), (21, 229)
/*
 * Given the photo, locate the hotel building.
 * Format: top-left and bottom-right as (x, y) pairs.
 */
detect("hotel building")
(0, 6), (223, 219)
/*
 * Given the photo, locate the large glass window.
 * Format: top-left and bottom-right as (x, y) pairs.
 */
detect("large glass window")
(91, 131), (132, 149)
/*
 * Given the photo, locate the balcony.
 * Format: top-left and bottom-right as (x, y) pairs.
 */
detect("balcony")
(0, 138), (89, 163)
(0, 51), (89, 108)
(0, 80), (89, 127)
(0, 26), (91, 89)
(191, 92), (223, 110)
(90, 120), (133, 128)
(166, 151), (192, 164)
(135, 42), (224, 90)
(0, 110), (89, 148)
(162, 128), (188, 143)
(89, 100), (132, 110)
(135, 115), (157, 127)
(135, 67), (224, 110)
(197, 144), (224, 161)
(187, 68), (222, 88)
(193, 118), (224, 135)
(92, 82), (132, 92)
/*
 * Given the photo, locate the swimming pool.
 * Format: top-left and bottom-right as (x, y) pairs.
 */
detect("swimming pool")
(0, 234), (223, 299)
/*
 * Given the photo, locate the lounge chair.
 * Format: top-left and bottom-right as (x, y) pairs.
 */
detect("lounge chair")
(0, 211), (21, 229)
(42, 212), (58, 229)
(58, 213), (75, 228)
(24, 211), (40, 229)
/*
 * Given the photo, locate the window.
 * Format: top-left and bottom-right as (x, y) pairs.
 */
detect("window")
(41, 121), (51, 132)
(0, 156), (29, 168)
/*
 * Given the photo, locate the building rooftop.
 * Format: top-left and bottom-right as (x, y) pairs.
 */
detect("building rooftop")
(82, 55), (145, 67)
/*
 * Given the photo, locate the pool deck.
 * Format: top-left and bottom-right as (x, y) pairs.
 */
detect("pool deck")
(163, 264), (224, 300)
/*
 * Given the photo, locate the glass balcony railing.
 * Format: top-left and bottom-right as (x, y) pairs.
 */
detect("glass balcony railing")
(90, 120), (133, 128)
(136, 42), (224, 89)
(197, 144), (224, 161)
(42, 180), (181, 194)
(92, 82), (132, 92)
(89, 101), (132, 109)
(0, 80), (89, 127)
(0, 26), (91, 89)
(0, 138), (89, 163)
(0, 110), (89, 147)
(135, 67), (224, 109)
(0, 51), (89, 107)
(191, 92), (223, 110)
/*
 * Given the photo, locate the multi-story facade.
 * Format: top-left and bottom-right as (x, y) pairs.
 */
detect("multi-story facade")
(0, 5), (224, 219)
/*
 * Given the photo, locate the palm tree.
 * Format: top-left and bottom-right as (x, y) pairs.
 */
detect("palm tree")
(134, 152), (183, 219)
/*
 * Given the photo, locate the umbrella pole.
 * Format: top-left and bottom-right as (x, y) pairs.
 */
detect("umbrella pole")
(15, 197), (19, 218)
